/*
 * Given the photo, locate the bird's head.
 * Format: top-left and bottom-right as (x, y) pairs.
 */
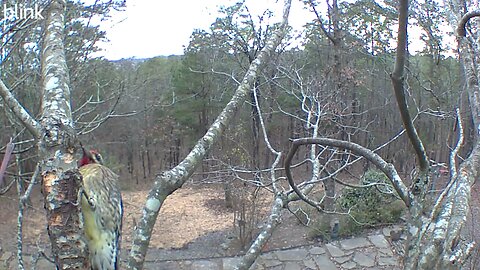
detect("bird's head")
(79, 147), (103, 167)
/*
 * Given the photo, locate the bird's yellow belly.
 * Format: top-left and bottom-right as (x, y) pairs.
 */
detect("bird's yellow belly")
(81, 196), (101, 243)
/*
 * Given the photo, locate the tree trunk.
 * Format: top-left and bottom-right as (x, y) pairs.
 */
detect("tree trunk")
(39, 0), (88, 268)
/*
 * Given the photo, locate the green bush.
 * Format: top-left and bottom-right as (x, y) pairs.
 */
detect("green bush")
(307, 169), (406, 240)
(338, 169), (405, 226)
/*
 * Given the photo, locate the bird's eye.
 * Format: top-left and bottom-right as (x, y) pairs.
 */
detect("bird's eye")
(94, 153), (103, 164)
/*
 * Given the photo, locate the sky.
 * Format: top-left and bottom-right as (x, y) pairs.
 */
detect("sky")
(95, 0), (450, 60)
(97, 0), (314, 60)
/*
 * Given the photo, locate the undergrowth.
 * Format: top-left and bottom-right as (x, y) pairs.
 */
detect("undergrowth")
(304, 169), (406, 241)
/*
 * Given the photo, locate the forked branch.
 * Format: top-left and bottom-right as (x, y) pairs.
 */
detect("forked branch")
(390, 0), (429, 171)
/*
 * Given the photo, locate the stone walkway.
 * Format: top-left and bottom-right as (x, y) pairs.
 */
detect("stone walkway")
(0, 227), (404, 269)
(145, 226), (404, 270)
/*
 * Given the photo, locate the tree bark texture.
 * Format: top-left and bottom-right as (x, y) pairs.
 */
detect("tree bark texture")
(0, 0), (87, 268)
(39, 0), (88, 268)
(400, 3), (480, 270)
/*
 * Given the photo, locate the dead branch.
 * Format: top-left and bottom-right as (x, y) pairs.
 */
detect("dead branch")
(126, 0), (292, 268)
(450, 108), (464, 180)
(236, 196), (284, 270)
(0, 178), (15, 194)
(307, 0), (337, 45)
(16, 155), (25, 270)
(16, 162), (40, 270)
(236, 68), (285, 270)
(39, 1), (88, 268)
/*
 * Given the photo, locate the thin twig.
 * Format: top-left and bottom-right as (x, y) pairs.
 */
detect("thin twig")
(285, 138), (411, 207)
(307, 0), (337, 44)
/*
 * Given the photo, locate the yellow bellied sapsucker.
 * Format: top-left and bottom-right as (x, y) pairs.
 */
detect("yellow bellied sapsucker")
(79, 148), (123, 270)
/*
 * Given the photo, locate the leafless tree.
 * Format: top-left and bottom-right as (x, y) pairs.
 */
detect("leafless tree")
(0, 0), (292, 268)
(283, 0), (479, 269)
(0, 0), (88, 268)
(126, 1), (293, 268)
(3, 0), (479, 269)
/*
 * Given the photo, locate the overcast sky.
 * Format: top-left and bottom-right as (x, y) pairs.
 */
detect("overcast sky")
(97, 0), (314, 60)
(95, 0), (448, 60)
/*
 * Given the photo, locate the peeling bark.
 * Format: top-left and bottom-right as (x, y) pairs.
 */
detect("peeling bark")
(404, 2), (479, 269)
(39, 0), (88, 268)
(0, 0), (87, 267)
(126, 1), (292, 268)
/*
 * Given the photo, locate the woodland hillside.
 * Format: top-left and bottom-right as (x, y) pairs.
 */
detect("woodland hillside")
(0, 0), (479, 269)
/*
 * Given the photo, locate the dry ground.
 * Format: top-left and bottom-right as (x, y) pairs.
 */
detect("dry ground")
(0, 182), (311, 267)
(2, 176), (478, 268)
(0, 184), (235, 254)
(122, 184), (235, 250)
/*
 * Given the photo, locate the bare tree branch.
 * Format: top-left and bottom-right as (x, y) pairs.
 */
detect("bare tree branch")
(0, 138), (14, 187)
(0, 81), (41, 138)
(403, 2), (480, 268)
(16, 157), (25, 270)
(391, 1), (436, 265)
(17, 162), (41, 270)
(126, 0), (292, 268)
(0, 178), (15, 194)
(307, 0), (337, 45)
(391, 0), (429, 171)
(39, 1), (87, 268)
(236, 196), (284, 270)
(284, 137), (411, 207)
(457, 10), (480, 37)
(450, 108), (464, 180)
(236, 69), (285, 270)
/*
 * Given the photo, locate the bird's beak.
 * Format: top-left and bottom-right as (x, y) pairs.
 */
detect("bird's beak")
(80, 142), (86, 155)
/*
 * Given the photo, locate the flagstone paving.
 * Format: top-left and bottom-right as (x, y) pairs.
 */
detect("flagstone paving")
(145, 226), (404, 270)
(0, 226), (404, 269)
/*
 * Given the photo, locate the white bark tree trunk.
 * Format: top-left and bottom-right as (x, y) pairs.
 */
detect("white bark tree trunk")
(39, 1), (88, 269)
